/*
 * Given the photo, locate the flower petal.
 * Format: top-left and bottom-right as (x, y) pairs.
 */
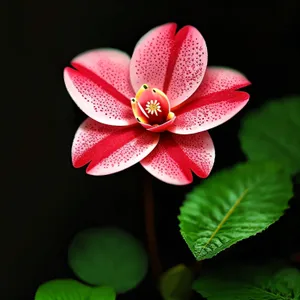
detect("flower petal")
(164, 25), (207, 108)
(130, 23), (177, 92)
(138, 115), (176, 133)
(168, 90), (250, 134)
(140, 132), (214, 185)
(72, 118), (159, 175)
(64, 49), (136, 126)
(146, 116), (176, 133)
(130, 24), (207, 108)
(189, 66), (251, 99)
(72, 49), (135, 99)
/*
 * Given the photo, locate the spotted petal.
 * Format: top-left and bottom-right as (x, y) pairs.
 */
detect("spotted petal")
(164, 25), (208, 108)
(64, 49), (135, 126)
(189, 67), (251, 99)
(72, 118), (159, 175)
(140, 132), (215, 185)
(169, 90), (250, 134)
(72, 49), (135, 99)
(130, 23), (177, 92)
(130, 23), (207, 107)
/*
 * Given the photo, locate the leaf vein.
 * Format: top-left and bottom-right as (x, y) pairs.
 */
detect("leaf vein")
(198, 188), (249, 256)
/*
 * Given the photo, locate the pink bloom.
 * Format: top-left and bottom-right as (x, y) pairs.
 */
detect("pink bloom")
(64, 23), (250, 185)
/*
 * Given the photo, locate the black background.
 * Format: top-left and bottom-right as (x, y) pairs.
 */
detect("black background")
(4, 0), (300, 299)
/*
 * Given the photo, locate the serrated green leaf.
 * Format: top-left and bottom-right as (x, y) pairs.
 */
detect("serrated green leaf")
(68, 227), (148, 293)
(159, 264), (193, 300)
(240, 96), (300, 175)
(34, 279), (116, 300)
(193, 264), (300, 300)
(179, 162), (293, 261)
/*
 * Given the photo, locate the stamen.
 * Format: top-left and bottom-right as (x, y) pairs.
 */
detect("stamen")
(131, 84), (175, 129)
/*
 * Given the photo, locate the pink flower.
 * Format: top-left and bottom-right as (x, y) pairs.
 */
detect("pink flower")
(64, 23), (250, 185)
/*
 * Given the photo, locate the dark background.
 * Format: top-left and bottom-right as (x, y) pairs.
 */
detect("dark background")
(3, 0), (300, 299)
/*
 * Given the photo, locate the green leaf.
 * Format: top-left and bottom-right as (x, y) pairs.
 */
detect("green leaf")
(35, 280), (89, 300)
(34, 279), (116, 300)
(193, 264), (300, 300)
(68, 227), (148, 293)
(179, 162), (293, 261)
(89, 286), (116, 300)
(159, 264), (193, 300)
(240, 96), (300, 175)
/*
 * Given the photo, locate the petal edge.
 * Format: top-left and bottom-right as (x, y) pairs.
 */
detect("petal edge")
(141, 132), (215, 185)
(130, 23), (177, 92)
(64, 67), (136, 126)
(189, 66), (251, 100)
(71, 48), (135, 100)
(165, 25), (208, 108)
(169, 90), (250, 134)
(72, 118), (159, 175)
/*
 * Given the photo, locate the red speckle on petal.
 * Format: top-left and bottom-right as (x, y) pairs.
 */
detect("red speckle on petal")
(72, 118), (159, 175)
(189, 67), (251, 100)
(143, 141), (191, 184)
(68, 69), (133, 123)
(171, 133), (214, 178)
(164, 26), (208, 108)
(141, 131), (215, 185)
(169, 90), (249, 134)
(72, 49), (134, 99)
(130, 23), (177, 92)
(130, 24), (207, 108)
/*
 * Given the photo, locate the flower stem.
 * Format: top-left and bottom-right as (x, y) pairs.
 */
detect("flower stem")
(189, 260), (203, 275)
(143, 173), (162, 279)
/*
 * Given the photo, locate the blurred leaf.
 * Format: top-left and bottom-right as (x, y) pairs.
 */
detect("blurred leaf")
(68, 227), (148, 293)
(193, 264), (300, 300)
(89, 286), (116, 300)
(159, 264), (193, 300)
(240, 96), (300, 175)
(34, 279), (116, 300)
(35, 280), (89, 300)
(179, 162), (292, 261)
